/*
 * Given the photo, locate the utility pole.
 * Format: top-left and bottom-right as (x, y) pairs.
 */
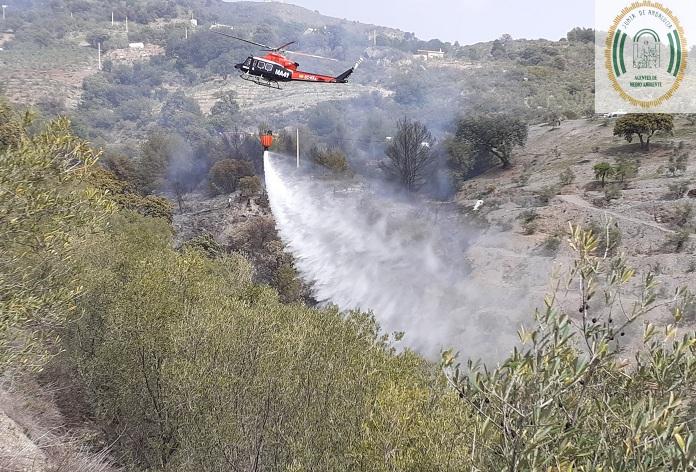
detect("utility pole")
(111, 11), (114, 26)
(296, 128), (300, 169)
(185, 27), (188, 40)
(125, 15), (129, 34)
(373, 30), (376, 46)
(98, 42), (102, 70)
(1, 5), (6, 21)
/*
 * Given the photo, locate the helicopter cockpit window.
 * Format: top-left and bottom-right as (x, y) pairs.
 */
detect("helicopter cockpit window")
(244, 57), (252, 67)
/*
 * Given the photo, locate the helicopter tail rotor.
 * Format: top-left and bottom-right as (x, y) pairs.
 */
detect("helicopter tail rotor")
(334, 57), (363, 83)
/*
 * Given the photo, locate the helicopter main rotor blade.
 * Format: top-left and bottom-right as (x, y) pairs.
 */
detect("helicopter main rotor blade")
(284, 50), (339, 62)
(274, 41), (296, 51)
(212, 30), (274, 50)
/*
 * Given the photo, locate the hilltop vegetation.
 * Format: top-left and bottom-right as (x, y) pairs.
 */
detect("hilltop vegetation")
(2, 0), (593, 162)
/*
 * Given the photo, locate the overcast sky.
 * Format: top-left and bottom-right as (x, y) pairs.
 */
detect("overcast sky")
(271, 0), (594, 44)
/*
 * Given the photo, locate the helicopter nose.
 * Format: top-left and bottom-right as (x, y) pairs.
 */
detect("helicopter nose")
(235, 63), (243, 70)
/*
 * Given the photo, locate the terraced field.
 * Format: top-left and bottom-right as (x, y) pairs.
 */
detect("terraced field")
(0, 43), (96, 107)
(189, 75), (392, 115)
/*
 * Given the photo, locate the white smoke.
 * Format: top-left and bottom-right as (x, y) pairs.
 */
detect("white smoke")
(264, 152), (550, 359)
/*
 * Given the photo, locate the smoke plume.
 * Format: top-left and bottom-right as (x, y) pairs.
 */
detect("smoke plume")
(264, 152), (550, 359)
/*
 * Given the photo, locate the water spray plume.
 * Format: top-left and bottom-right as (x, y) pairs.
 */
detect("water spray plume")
(264, 152), (549, 359)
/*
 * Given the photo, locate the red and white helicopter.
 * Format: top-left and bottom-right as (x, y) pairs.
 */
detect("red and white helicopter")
(213, 29), (362, 89)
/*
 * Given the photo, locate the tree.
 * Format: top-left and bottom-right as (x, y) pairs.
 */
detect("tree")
(210, 91), (240, 117)
(566, 27), (595, 43)
(453, 115), (528, 168)
(613, 114), (674, 150)
(593, 162), (613, 186)
(86, 31), (110, 50)
(443, 224), (696, 470)
(208, 159), (254, 194)
(0, 115), (111, 369)
(239, 175), (262, 198)
(380, 118), (435, 191)
(159, 92), (202, 130)
(209, 92), (240, 132)
(0, 99), (25, 150)
(309, 146), (350, 175)
(136, 131), (190, 195)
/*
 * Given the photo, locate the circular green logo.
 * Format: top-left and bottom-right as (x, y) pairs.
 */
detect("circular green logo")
(606, 1), (688, 107)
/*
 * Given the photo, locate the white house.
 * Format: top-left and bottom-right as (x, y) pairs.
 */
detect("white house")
(414, 49), (445, 60)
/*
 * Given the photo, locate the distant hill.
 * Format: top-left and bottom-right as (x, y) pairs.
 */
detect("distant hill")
(1, 0), (594, 154)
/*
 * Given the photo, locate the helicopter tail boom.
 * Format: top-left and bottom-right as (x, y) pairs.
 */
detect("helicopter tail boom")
(334, 57), (364, 83)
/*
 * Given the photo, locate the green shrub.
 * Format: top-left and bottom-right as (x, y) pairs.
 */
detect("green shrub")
(558, 167), (575, 186)
(673, 203), (694, 229)
(69, 214), (469, 471)
(613, 157), (639, 181)
(593, 162), (613, 186)
(588, 220), (622, 256)
(442, 224), (696, 470)
(604, 183), (622, 202)
(182, 232), (223, 259)
(665, 229), (692, 253)
(88, 167), (173, 222)
(0, 116), (112, 369)
(310, 145), (350, 175)
(536, 185), (560, 205)
(540, 233), (562, 255)
(239, 175), (262, 197)
(666, 152), (689, 177)
(666, 180), (690, 200)
(208, 159), (255, 194)
(518, 209), (539, 234)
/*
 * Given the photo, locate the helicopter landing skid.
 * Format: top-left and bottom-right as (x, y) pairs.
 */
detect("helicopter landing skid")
(240, 73), (281, 89)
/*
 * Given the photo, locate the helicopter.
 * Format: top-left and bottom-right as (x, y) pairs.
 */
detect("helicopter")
(213, 29), (362, 89)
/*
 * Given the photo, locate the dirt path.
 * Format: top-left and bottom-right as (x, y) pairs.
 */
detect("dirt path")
(558, 194), (695, 238)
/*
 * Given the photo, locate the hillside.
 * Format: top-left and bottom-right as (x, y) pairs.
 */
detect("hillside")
(1, 0), (594, 142)
(457, 117), (696, 331)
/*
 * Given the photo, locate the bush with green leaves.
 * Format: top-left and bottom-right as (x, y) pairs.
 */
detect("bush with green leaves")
(69, 212), (470, 471)
(559, 167), (575, 186)
(672, 203), (694, 229)
(0, 100), (26, 150)
(310, 145), (351, 175)
(88, 167), (173, 222)
(208, 158), (255, 195)
(666, 180), (690, 200)
(0, 114), (112, 369)
(536, 185), (560, 205)
(442, 224), (696, 471)
(612, 156), (639, 182)
(666, 152), (689, 177)
(239, 175), (263, 198)
(593, 162), (613, 187)
(518, 209), (538, 235)
(604, 183), (622, 202)
(665, 229), (693, 253)
(587, 220), (622, 257)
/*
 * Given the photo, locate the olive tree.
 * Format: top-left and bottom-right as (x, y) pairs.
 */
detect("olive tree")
(613, 113), (674, 150)
(453, 114), (528, 168)
(443, 223), (696, 471)
(0, 112), (112, 369)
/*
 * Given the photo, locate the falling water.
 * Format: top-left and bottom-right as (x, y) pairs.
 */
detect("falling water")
(264, 152), (546, 358)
